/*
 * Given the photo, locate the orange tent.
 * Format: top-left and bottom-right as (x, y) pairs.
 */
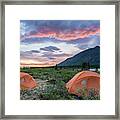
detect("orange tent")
(66, 71), (100, 96)
(20, 72), (37, 90)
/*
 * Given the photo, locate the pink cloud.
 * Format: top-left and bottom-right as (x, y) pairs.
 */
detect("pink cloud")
(21, 28), (100, 41)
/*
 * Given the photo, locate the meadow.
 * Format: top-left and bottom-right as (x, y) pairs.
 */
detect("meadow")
(20, 67), (100, 100)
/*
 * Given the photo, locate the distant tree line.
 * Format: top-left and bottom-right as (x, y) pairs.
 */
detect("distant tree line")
(21, 63), (100, 71)
(55, 62), (99, 70)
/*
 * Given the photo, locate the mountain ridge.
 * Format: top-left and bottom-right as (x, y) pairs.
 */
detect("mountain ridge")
(58, 46), (100, 67)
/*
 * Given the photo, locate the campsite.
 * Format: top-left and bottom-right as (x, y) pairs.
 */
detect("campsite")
(20, 20), (100, 100)
(20, 67), (100, 100)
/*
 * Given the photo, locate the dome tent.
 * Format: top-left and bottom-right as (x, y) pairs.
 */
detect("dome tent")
(20, 72), (37, 90)
(66, 71), (100, 96)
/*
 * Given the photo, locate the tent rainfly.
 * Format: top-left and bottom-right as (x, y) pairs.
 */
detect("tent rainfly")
(20, 72), (37, 90)
(66, 71), (100, 96)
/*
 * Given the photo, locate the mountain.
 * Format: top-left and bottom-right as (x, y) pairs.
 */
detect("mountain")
(58, 46), (100, 67)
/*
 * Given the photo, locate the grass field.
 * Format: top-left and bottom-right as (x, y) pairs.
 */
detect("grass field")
(20, 67), (100, 100)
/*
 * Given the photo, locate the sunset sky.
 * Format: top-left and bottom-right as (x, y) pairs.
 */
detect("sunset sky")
(20, 20), (100, 67)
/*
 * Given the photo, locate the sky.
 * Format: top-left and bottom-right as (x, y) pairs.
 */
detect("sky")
(20, 20), (100, 67)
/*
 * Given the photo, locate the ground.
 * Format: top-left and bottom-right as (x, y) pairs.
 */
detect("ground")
(20, 67), (100, 100)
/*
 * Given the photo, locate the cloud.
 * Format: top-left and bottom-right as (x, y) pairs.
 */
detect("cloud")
(30, 50), (40, 53)
(20, 20), (100, 32)
(67, 35), (100, 50)
(47, 57), (56, 60)
(20, 50), (41, 60)
(21, 27), (100, 41)
(41, 51), (72, 59)
(20, 20), (100, 42)
(20, 50), (40, 56)
(40, 46), (60, 52)
(21, 37), (62, 44)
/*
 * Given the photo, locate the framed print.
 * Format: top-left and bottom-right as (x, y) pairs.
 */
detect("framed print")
(0, 0), (119, 119)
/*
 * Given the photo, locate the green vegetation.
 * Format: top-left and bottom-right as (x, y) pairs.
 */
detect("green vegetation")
(20, 67), (100, 100)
